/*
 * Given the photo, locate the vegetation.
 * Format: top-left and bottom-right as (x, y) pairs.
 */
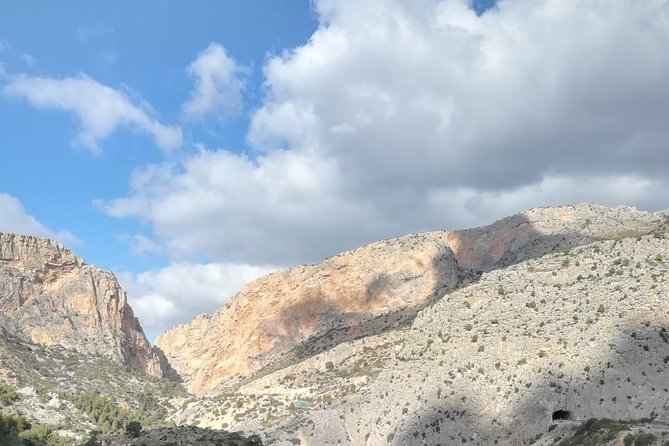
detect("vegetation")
(557, 418), (630, 446)
(624, 432), (658, 446)
(0, 412), (69, 445)
(71, 392), (137, 434)
(70, 391), (172, 434)
(0, 382), (19, 406)
(125, 421), (142, 437)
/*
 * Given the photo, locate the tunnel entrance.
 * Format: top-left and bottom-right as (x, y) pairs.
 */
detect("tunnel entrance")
(552, 410), (573, 421)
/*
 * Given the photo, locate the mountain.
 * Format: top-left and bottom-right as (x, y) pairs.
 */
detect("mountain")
(160, 204), (669, 446)
(0, 233), (161, 376)
(2, 203), (669, 445)
(155, 203), (667, 396)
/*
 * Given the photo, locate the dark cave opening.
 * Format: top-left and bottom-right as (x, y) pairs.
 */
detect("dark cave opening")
(552, 410), (573, 421)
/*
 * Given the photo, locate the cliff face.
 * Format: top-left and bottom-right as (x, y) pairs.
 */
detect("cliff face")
(255, 232), (669, 445)
(155, 203), (667, 396)
(0, 233), (161, 376)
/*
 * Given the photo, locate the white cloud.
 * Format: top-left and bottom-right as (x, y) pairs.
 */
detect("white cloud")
(3, 73), (182, 153)
(104, 0), (669, 266)
(0, 193), (79, 245)
(250, 0), (669, 189)
(117, 233), (163, 256)
(101, 148), (377, 265)
(117, 262), (277, 339)
(102, 0), (669, 334)
(182, 43), (245, 121)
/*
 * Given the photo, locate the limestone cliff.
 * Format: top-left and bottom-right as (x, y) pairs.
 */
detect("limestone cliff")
(0, 233), (161, 376)
(253, 232), (669, 445)
(155, 203), (667, 395)
(167, 214), (669, 446)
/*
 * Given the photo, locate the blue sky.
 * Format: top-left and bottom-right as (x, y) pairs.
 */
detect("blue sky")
(2, 0), (668, 339)
(0, 0), (317, 272)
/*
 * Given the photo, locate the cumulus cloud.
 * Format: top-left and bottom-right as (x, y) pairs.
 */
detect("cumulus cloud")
(105, 0), (669, 264)
(3, 73), (182, 153)
(117, 233), (163, 256)
(117, 262), (277, 339)
(182, 43), (245, 121)
(0, 193), (79, 244)
(102, 149), (379, 265)
(250, 0), (669, 189)
(103, 0), (669, 332)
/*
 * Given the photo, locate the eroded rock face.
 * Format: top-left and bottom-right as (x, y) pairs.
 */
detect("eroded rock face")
(156, 233), (464, 395)
(155, 204), (667, 396)
(0, 233), (161, 376)
(255, 233), (669, 445)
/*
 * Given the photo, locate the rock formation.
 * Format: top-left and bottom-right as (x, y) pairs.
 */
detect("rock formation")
(155, 203), (668, 396)
(1, 203), (668, 445)
(169, 221), (669, 446)
(0, 233), (161, 376)
(292, 234), (669, 445)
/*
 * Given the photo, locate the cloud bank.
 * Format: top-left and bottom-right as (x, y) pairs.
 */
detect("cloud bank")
(104, 0), (669, 335)
(108, 0), (669, 261)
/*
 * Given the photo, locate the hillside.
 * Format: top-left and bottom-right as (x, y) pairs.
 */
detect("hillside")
(155, 203), (667, 396)
(1, 203), (668, 445)
(168, 228), (669, 445)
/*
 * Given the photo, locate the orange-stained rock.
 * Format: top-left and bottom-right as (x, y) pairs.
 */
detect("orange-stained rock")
(155, 204), (667, 396)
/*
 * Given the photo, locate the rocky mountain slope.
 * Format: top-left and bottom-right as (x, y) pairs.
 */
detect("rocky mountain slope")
(172, 226), (669, 446)
(2, 203), (668, 446)
(155, 203), (668, 396)
(0, 330), (185, 440)
(0, 233), (161, 376)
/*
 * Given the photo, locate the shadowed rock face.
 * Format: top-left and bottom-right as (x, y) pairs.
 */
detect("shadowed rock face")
(155, 203), (667, 396)
(0, 233), (161, 376)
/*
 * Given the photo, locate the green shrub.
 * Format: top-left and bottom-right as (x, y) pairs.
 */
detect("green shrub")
(633, 432), (657, 446)
(125, 421), (142, 437)
(0, 383), (18, 406)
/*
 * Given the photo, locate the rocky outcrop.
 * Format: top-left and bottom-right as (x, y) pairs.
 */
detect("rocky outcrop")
(0, 233), (161, 376)
(327, 233), (669, 445)
(178, 231), (669, 446)
(155, 203), (667, 396)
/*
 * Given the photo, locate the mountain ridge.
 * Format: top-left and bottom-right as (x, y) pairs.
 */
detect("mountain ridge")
(155, 202), (668, 396)
(2, 202), (668, 445)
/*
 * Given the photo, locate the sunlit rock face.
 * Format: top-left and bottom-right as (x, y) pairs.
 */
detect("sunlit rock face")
(155, 203), (667, 396)
(0, 232), (162, 376)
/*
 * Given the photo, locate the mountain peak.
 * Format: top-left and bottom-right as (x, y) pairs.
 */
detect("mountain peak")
(0, 231), (162, 376)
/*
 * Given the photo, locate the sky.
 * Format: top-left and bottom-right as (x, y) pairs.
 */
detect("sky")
(1, 0), (668, 340)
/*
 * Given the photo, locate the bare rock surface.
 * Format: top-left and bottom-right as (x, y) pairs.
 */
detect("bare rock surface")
(245, 234), (669, 445)
(155, 203), (667, 395)
(0, 232), (161, 375)
(156, 205), (669, 446)
(2, 203), (668, 446)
